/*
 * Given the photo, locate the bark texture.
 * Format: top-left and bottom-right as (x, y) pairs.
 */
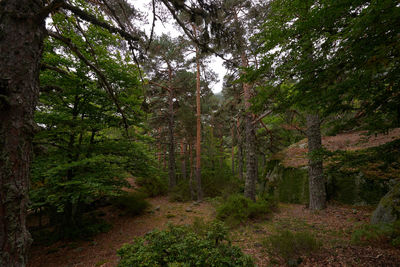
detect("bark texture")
(193, 24), (203, 201)
(241, 52), (257, 201)
(306, 113), (326, 210)
(0, 1), (46, 265)
(168, 89), (176, 189)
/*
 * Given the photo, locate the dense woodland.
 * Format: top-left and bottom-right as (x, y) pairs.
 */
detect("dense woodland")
(0, 0), (399, 266)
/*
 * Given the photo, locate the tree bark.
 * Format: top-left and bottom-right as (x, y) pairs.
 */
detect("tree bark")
(241, 52), (257, 201)
(180, 140), (186, 180)
(193, 24), (203, 201)
(0, 1), (46, 265)
(237, 119), (244, 180)
(188, 142), (196, 200)
(168, 88), (176, 189)
(231, 126), (235, 176)
(306, 113), (326, 210)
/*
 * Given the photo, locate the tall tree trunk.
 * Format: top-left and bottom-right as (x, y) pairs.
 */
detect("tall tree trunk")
(306, 113), (326, 210)
(231, 126), (235, 176)
(180, 140), (186, 180)
(193, 24), (203, 201)
(0, 1), (46, 265)
(188, 142), (196, 200)
(157, 127), (162, 164)
(241, 52), (257, 201)
(168, 88), (176, 189)
(237, 119), (244, 180)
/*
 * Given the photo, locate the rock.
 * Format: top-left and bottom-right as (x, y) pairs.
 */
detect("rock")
(371, 182), (400, 224)
(185, 207), (192, 212)
(154, 206), (160, 211)
(193, 201), (201, 206)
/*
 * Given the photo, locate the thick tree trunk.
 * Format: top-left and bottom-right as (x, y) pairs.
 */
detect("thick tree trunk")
(0, 1), (46, 265)
(244, 110), (257, 201)
(306, 113), (326, 210)
(192, 24), (203, 201)
(241, 52), (257, 201)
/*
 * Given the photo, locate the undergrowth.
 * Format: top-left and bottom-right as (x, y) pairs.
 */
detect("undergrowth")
(117, 221), (254, 266)
(112, 192), (150, 216)
(216, 194), (275, 226)
(263, 229), (321, 266)
(351, 221), (400, 247)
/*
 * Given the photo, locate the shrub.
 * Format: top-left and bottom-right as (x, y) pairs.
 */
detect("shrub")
(112, 192), (150, 216)
(351, 221), (400, 247)
(263, 229), (320, 266)
(169, 181), (192, 202)
(117, 222), (254, 267)
(136, 175), (168, 197)
(216, 194), (274, 226)
(31, 215), (112, 244)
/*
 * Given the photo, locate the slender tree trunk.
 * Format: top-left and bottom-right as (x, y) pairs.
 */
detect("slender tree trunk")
(306, 113), (326, 210)
(168, 88), (176, 189)
(188, 142), (196, 200)
(193, 24), (203, 201)
(0, 1), (46, 265)
(237, 119), (244, 180)
(157, 127), (162, 164)
(180, 140), (186, 180)
(241, 52), (257, 201)
(231, 126), (235, 176)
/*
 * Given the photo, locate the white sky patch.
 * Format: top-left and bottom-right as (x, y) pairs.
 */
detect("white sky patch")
(130, 0), (226, 94)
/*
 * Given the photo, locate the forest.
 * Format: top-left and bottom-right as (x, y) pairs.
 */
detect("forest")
(0, 0), (399, 266)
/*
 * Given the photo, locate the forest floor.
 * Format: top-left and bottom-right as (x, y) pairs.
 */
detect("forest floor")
(29, 197), (400, 267)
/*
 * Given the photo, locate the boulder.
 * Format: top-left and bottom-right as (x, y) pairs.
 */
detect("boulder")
(371, 182), (400, 224)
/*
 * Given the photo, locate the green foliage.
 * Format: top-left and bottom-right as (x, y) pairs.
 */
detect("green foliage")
(117, 222), (254, 267)
(31, 215), (111, 244)
(136, 175), (168, 197)
(216, 194), (274, 226)
(112, 192), (150, 216)
(263, 229), (320, 266)
(169, 181), (192, 202)
(351, 221), (400, 247)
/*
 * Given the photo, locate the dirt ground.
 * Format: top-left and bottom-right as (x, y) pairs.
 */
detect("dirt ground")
(28, 198), (400, 267)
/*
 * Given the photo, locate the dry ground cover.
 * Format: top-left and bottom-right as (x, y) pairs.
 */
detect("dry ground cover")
(29, 198), (400, 267)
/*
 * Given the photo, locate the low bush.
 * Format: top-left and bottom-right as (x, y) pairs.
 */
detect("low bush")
(263, 229), (320, 266)
(31, 216), (112, 245)
(117, 221), (254, 267)
(351, 221), (400, 247)
(112, 192), (150, 216)
(169, 180), (192, 202)
(136, 175), (167, 197)
(216, 194), (275, 226)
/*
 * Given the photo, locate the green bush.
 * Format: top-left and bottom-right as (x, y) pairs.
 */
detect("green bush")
(136, 175), (168, 197)
(263, 230), (320, 266)
(169, 180), (192, 202)
(112, 192), (150, 216)
(216, 194), (274, 226)
(31, 216), (112, 244)
(351, 221), (400, 247)
(117, 222), (254, 267)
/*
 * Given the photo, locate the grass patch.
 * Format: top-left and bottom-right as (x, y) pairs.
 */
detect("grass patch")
(351, 221), (400, 247)
(263, 229), (321, 266)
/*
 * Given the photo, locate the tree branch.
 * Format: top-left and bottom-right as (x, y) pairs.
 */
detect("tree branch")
(60, 2), (140, 44)
(48, 30), (130, 133)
